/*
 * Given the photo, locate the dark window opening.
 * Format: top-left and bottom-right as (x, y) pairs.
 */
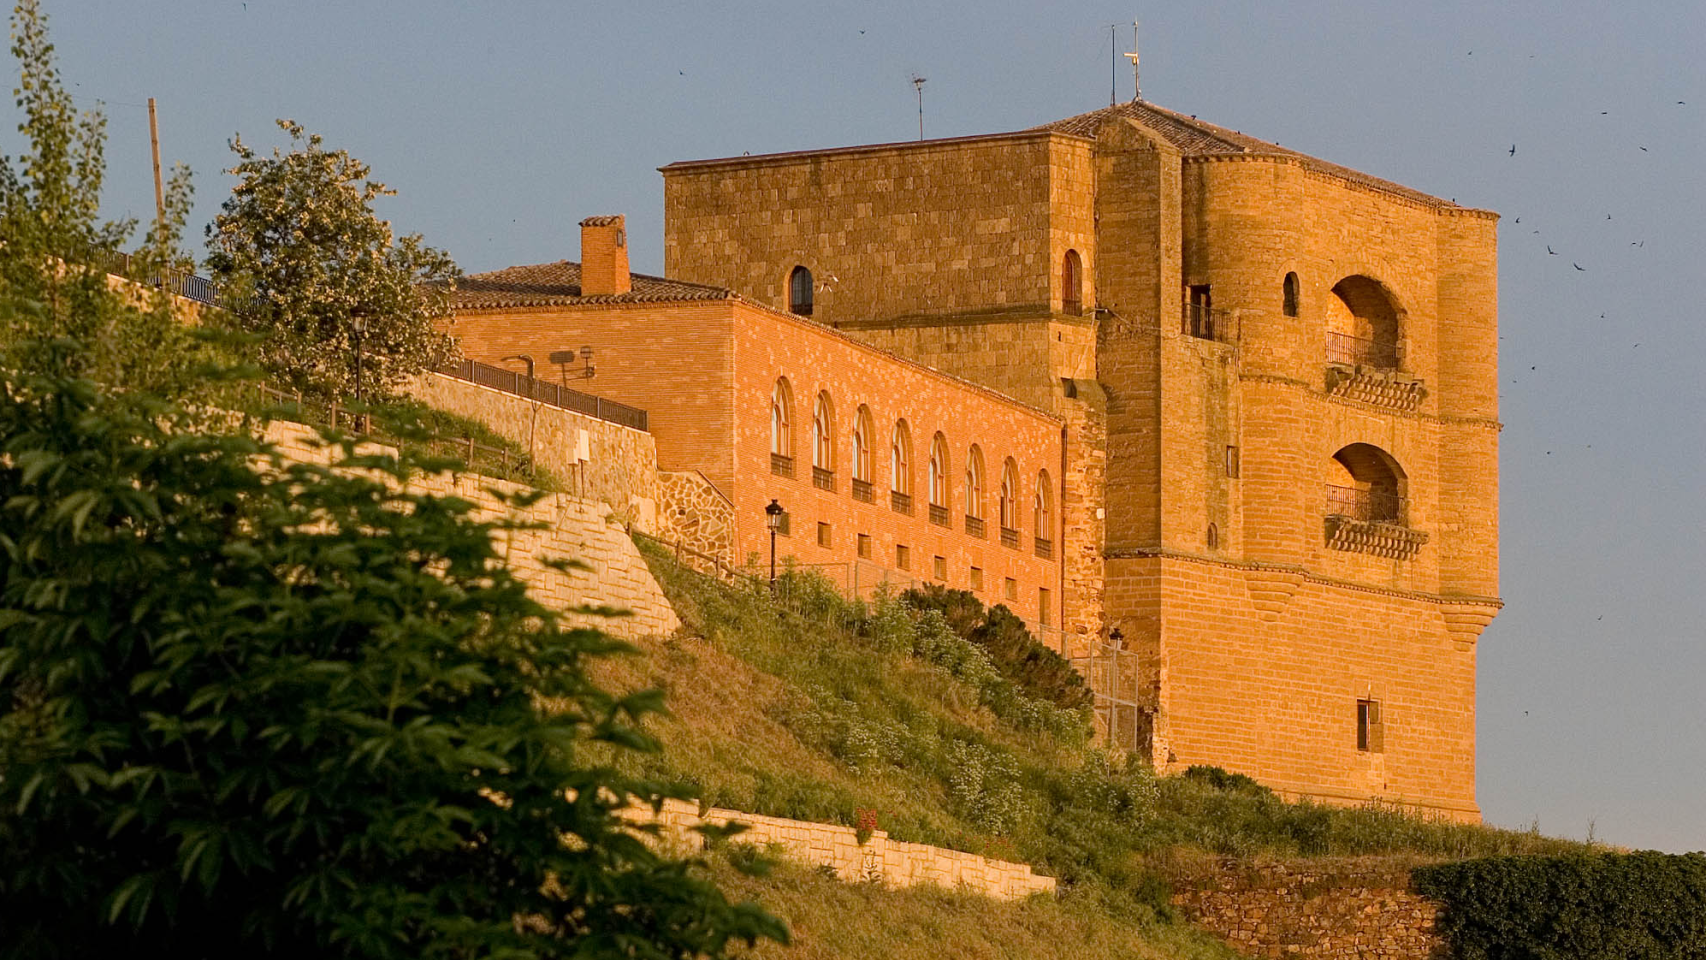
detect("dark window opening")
(1206, 523), (1219, 550)
(1357, 699), (1385, 753)
(1283, 272), (1300, 317)
(1225, 445), (1241, 479)
(789, 265), (814, 316)
(1185, 284), (1214, 339)
(1062, 249), (1083, 316)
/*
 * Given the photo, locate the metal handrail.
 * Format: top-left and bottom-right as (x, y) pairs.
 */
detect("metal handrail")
(437, 358), (648, 432)
(1326, 331), (1398, 368)
(1324, 483), (1406, 525)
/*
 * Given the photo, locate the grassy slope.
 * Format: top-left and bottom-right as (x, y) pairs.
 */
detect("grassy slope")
(598, 543), (1588, 957)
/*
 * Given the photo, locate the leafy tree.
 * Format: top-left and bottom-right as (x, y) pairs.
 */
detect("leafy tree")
(0, 0), (205, 396)
(205, 120), (459, 399)
(0, 337), (786, 957)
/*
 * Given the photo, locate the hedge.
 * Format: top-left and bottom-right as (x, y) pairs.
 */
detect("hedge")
(1413, 852), (1706, 959)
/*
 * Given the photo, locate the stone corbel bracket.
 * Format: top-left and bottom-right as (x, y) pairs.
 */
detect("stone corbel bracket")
(1324, 517), (1429, 560)
(1325, 364), (1428, 412)
(1245, 565), (1307, 621)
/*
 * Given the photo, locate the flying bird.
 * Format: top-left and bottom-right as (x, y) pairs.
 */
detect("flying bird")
(1547, 245), (1557, 255)
(1573, 262), (1585, 271)
(1607, 214), (1612, 220)
(1640, 146), (1649, 152)
(1509, 144), (1516, 156)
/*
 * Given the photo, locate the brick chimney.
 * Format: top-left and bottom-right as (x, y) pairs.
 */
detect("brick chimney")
(579, 215), (630, 296)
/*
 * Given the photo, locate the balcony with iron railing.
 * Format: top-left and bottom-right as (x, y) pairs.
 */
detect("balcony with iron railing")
(1323, 483), (1427, 560)
(851, 478), (874, 503)
(1325, 331), (1399, 369)
(771, 453), (795, 478)
(964, 515), (986, 538)
(812, 466), (836, 492)
(1034, 536), (1053, 560)
(890, 490), (913, 516)
(929, 503), (950, 527)
(1000, 526), (1020, 549)
(1180, 301), (1238, 344)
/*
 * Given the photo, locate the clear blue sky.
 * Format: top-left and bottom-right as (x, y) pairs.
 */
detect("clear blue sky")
(28, 1), (1703, 851)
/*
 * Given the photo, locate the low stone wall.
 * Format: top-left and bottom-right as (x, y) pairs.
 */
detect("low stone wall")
(656, 470), (735, 565)
(265, 422), (678, 640)
(1164, 857), (1445, 960)
(627, 797), (1055, 902)
(407, 372), (659, 530)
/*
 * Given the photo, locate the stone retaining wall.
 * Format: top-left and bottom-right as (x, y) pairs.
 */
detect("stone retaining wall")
(1165, 857), (1445, 959)
(265, 422), (678, 640)
(627, 797), (1055, 902)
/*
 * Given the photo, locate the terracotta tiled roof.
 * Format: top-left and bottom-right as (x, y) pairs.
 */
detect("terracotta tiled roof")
(1035, 100), (1456, 208)
(578, 215), (622, 227)
(449, 260), (732, 310)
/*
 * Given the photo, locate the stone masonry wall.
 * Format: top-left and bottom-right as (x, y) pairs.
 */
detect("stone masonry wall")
(264, 422), (679, 640)
(624, 797), (1055, 902)
(406, 371), (659, 530)
(656, 469), (735, 565)
(1165, 858), (1444, 960)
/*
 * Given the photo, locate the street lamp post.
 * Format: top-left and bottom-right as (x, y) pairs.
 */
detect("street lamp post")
(351, 313), (368, 432)
(764, 499), (785, 591)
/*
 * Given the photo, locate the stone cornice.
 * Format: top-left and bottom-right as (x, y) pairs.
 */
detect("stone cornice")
(1103, 548), (1503, 610)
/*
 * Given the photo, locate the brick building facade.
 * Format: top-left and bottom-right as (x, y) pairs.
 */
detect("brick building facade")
(447, 218), (1066, 632)
(656, 100), (1501, 820)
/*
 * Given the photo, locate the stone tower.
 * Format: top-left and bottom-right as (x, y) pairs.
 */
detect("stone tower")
(660, 100), (1500, 820)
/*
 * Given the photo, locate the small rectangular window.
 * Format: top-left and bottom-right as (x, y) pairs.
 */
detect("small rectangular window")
(1357, 699), (1384, 753)
(1004, 577), (1018, 601)
(857, 533), (872, 559)
(1225, 445), (1240, 479)
(1039, 587), (1052, 626)
(970, 566), (984, 590)
(777, 511), (790, 537)
(933, 556), (947, 581)
(817, 521), (832, 548)
(896, 544), (911, 571)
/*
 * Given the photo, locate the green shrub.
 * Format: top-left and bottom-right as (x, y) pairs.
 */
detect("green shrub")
(1414, 852), (1706, 960)
(1181, 765), (1274, 797)
(946, 741), (1028, 835)
(902, 585), (1092, 711)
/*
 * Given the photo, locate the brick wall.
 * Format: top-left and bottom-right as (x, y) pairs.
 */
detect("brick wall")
(406, 371), (659, 529)
(624, 797), (1055, 902)
(264, 422), (679, 641)
(1165, 857), (1444, 960)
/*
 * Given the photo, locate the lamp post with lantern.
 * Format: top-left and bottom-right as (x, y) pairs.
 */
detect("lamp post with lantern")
(351, 312), (368, 432)
(764, 499), (785, 590)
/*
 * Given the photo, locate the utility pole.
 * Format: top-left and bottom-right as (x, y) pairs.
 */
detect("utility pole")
(911, 75), (927, 140)
(147, 97), (165, 235)
(1109, 24), (1119, 107)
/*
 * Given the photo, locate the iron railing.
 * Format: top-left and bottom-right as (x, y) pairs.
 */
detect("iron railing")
(771, 453), (795, 478)
(890, 490), (913, 516)
(812, 466), (835, 492)
(1324, 483), (1407, 525)
(1034, 537), (1054, 560)
(1325, 332), (1398, 369)
(851, 478), (874, 503)
(96, 249), (245, 311)
(438, 359), (648, 431)
(929, 503), (951, 527)
(964, 515), (986, 538)
(1000, 526), (1020, 549)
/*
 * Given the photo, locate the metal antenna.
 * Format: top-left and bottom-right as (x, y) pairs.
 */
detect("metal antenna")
(1109, 24), (1119, 106)
(1124, 21), (1141, 102)
(911, 74), (927, 140)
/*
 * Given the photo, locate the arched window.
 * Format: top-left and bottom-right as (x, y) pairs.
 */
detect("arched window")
(999, 458), (1020, 533)
(770, 378), (793, 459)
(812, 391), (834, 471)
(1283, 271), (1300, 317)
(1207, 523), (1219, 550)
(965, 445), (985, 521)
(1326, 442), (1408, 524)
(1325, 275), (1401, 368)
(852, 406), (873, 483)
(890, 420), (912, 495)
(789, 265), (814, 316)
(1033, 470), (1053, 540)
(928, 433), (950, 509)
(1062, 249), (1083, 315)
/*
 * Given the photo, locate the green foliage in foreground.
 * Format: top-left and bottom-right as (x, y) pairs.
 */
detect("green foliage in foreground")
(0, 351), (783, 959)
(1414, 853), (1706, 960)
(633, 545), (1594, 924)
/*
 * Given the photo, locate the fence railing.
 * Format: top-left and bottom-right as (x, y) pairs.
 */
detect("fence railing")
(437, 358), (648, 432)
(1180, 300), (1239, 344)
(96, 249), (246, 311)
(1325, 331), (1398, 369)
(1324, 483), (1407, 525)
(251, 383), (544, 483)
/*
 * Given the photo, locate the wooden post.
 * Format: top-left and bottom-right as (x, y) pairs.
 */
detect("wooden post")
(147, 98), (165, 234)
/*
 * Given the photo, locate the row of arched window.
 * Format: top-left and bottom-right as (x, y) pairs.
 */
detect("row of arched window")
(771, 377), (1054, 539)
